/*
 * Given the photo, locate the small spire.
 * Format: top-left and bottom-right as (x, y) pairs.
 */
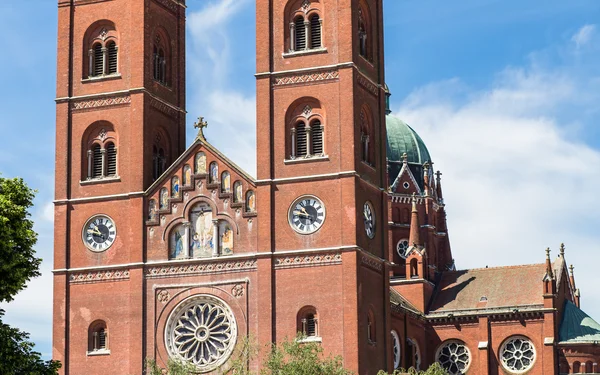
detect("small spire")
(560, 243), (565, 257)
(569, 264), (576, 290)
(545, 248), (554, 279)
(402, 153), (408, 165)
(435, 170), (444, 201)
(569, 264), (574, 276)
(194, 116), (209, 140)
(409, 193), (421, 247)
(423, 162), (430, 196)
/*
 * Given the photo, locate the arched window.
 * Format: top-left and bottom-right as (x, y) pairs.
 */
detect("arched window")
(410, 258), (419, 278)
(297, 306), (319, 339)
(221, 171), (231, 193)
(153, 145), (167, 180)
(246, 190), (256, 213)
(88, 321), (108, 353)
(360, 106), (373, 165)
(367, 311), (376, 343)
(105, 142), (117, 177)
(148, 199), (158, 221)
(294, 16), (306, 51)
(183, 165), (192, 186)
(295, 121), (308, 158)
(91, 43), (104, 77)
(209, 162), (219, 184)
(310, 14), (322, 49)
(233, 181), (243, 203)
(407, 338), (421, 370)
(106, 41), (118, 75)
(171, 176), (180, 199)
(311, 119), (323, 156)
(153, 43), (167, 84)
(358, 6), (370, 60)
(573, 362), (581, 373)
(91, 144), (103, 179)
(585, 361), (593, 373)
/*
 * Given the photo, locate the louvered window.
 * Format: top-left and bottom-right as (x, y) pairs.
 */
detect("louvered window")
(106, 143), (117, 177)
(311, 120), (323, 155)
(310, 15), (321, 49)
(107, 41), (118, 74)
(294, 17), (306, 51)
(98, 329), (107, 349)
(296, 122), (307, 157)
(92, 43), (104, 76)
(92, 144), (103, 178)
(305, 314), (317, 336)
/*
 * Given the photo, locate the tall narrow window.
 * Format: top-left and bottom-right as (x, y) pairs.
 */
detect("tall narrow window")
(154, 45), (167, 84)
(304, 314), (317, 336)
(294, 17), (306, 51)
(153, 146), (166, 180)
(311, 120), (323, 155)
(107, 41), (118, 74)
(358, 7), (369, 59)
(296, 122), (307, 157)
(92, 144), (103, 178)
(92, 43), (104, 76)
(106, 143), (117, 177)
(310, 15), (321, 49)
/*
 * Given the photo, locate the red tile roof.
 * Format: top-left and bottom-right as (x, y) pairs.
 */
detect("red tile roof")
(429, 264), (547, 312)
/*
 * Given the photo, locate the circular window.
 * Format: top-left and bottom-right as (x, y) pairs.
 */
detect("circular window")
(436, 340), (471, 375)
(391, 330), (401, 369)
(500, 336), (536, 373)
(397, 239), (410, 259)
(165, 295), (238, 373)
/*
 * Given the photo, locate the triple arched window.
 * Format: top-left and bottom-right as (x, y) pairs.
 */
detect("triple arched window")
(86, 24), (119, 78)
(288, 1), (322, 53)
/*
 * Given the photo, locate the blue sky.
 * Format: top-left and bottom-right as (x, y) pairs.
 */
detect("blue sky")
(1, 0), (599, 360)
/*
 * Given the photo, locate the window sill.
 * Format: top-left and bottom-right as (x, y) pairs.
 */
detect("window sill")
(80, 176), (121, 185)
(82, 73), (122, 83)
(87, 349), (110, 356)
(361, 161), (376, 170)
(359, 55), (375, 67)
(284, 155), (329, 165)
(283, 47), (327, 58)
(297, 336), (322, 344)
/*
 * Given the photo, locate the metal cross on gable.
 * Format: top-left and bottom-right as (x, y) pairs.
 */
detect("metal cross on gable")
(194, 116), (208, 140)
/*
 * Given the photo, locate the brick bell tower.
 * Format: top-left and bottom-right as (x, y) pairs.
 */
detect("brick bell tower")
(255, 0), (391, 373)
(53, 0), (185, 374)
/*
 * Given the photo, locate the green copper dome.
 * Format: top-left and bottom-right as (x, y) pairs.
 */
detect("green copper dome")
(386, 114), (432, 188)
(559, 300), (600, 343)
(386, 115), (431, 165)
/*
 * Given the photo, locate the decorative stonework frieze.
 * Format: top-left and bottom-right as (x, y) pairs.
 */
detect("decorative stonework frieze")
(150, 97), (179, 118)
(157, 289), (170, 304)
(274, 253), (342, 269)
(273, 70), (339, 87)
(391, 195), (425, 204)
(357, 73), (379, 97)
(145, 260), (257, 279)
(231, 284), (245, 298)
(72, 95), (131, 111)
(69, 269), (130, 284)
(361, 255), (383, 272)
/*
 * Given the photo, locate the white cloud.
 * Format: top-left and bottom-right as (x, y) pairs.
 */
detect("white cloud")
(393, 28), (600, 316)
(571, 24), (596, 48)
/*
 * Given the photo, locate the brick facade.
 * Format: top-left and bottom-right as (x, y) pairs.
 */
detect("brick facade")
(53, 1), (599, 374)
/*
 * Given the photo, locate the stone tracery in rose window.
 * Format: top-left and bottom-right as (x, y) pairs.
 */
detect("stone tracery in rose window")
(500, 336), (536, 373)
(436, 340), (471, 375)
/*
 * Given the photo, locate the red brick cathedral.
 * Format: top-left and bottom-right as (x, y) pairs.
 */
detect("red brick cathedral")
(52, 0), (600, 374)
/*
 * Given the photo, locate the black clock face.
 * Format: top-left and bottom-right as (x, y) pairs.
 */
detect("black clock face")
(364, 201), (375, 239)
(83, 215), (116, 252)
(289, 196), (326, 234)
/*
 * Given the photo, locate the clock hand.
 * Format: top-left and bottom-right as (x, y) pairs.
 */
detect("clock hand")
(87, 228), (102, 236)
(293, 211), (310, 217)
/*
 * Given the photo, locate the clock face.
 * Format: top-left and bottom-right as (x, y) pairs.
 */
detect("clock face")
(288, 196), (326, 234)
(83, 215), (117, 252)
(363, 201), (375, 239)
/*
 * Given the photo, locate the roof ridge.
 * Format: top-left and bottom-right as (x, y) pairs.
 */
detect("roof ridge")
(449, 263), (545, 273)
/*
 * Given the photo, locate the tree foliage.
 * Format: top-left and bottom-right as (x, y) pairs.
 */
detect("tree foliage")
(0, 176), (41, 303)
(0, 176), (61, 374)
(377, 362), (449, 375)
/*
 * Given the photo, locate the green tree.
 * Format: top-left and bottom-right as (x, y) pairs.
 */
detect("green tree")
(377, 362), (449, 375)
(0, 176), (61, 374)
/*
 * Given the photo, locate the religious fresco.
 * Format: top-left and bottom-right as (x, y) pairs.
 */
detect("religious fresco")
(183, 165), (192, 186)
(246, 191), (256, 212)
(169, 224), (187, 260)
(195, 152), (207, 174)
(190, 202), (214, 258)
(160, 188), (169, 210)
(172, 176), (180, 198)
(209, 162), (218, 184)
(234, 181), (243, 203)
(148, 199), (158, 221)
(219, 221), (234, 256)
(221, 171), (231, 193)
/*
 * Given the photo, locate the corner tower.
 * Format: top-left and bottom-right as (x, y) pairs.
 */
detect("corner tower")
(255, 0), (391, 373)
(53, 0), (186, 374)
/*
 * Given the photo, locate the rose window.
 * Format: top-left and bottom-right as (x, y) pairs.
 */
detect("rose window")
(436, 340), (471, 375)
(397, 239), (410, 259)
(500, 336), (536, 373)
(391, 330), (401, 369)
(165, 295), (237, 373)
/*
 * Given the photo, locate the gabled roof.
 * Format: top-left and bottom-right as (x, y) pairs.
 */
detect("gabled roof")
(390, 288), (422, 316)
(429, 264), (547, 313)
(559, 300), (600, 344)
